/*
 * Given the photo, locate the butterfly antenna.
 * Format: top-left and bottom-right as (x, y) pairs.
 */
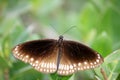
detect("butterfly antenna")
(49, 24), (60, 35)
(49, 24), (76, 36)
(61, 26), (76, 36)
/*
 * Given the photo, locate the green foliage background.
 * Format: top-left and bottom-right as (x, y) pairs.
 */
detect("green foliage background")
(0, 0), (120, 80)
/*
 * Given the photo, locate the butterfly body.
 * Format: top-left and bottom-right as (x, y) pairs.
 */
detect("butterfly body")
(12, 36), (103, 75)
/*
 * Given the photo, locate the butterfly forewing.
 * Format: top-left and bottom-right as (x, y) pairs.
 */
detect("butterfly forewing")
(12, 39), (58, 73)
(57, 40), (103, 75)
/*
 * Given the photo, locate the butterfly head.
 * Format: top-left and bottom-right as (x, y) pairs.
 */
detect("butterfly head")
(59, 35), (63, 40)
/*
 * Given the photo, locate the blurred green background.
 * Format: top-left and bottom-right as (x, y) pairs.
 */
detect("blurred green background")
(0, 0), (120, 80)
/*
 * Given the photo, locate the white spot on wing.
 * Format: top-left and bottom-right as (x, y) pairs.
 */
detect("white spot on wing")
(84, 61), (87, 65)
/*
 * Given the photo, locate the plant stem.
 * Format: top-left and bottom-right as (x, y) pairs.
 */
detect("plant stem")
(101, 68), (108, 80)
(4, 69), (9, 80)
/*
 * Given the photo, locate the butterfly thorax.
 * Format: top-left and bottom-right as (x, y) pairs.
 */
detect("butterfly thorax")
(56, 35), (64, 70)
(58, 35), (63, 47)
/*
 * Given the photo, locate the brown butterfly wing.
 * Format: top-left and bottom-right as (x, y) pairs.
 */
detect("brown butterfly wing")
(12, 39), (58, 73)
(57, 40), (103, 75)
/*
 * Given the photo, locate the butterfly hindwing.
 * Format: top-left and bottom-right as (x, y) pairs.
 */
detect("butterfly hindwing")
(57, 40), (103, 75)
(12, 39), (58, 73)
(57, 49), (76, 75)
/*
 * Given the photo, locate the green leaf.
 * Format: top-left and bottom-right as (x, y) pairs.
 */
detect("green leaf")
(111, 9), (120, 49)
(10, 61), (45, 80)
(75, 70), (95, 80)
(1, 34), (11, 58)
(94, 67), (104, 80)
(0, 56), (10, 69)
(116, 74), (120, 80)
(11, 26), (29, 45)
(78, 3), (98, 40)
(50, 73), (72, 80)
(11, 69), (44, 80)
(103, 49), (120, 80)
(91, 32), (112, 57)
(105, 49), (120, 63)
(114, 62), (120, 73)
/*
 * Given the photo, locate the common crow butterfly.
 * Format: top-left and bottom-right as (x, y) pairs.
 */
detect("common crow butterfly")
(12, 35), (103, 75)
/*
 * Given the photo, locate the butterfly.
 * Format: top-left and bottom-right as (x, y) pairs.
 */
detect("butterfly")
(12, 35), (103, 75)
